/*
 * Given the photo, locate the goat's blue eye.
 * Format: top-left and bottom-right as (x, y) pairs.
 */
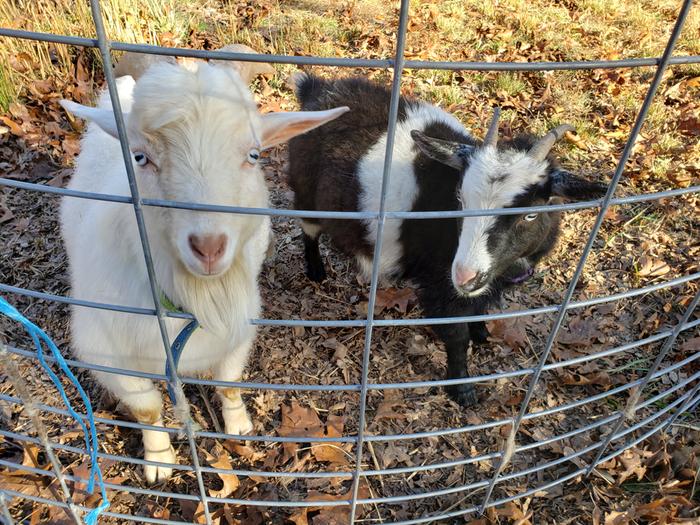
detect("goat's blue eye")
(524, 213), (538, 222)
(247, 148), (260, 165)
(133, 152), (148, 167)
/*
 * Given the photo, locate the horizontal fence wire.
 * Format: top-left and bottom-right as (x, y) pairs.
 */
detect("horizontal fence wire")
(1, 366), (696, 483)
(1, 0), (699, 523)
(2, 272), (699, 329)
(4, 315), (700, 391)
(2, 388), (698, 522)
(1, 176), (699, 219)
(2, 27), (700, 71)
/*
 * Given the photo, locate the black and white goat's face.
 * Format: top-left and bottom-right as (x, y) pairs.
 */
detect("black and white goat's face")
(411, 110), (607, 297)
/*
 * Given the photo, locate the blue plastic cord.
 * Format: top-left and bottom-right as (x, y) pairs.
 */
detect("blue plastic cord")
(0, 296), (109, 524)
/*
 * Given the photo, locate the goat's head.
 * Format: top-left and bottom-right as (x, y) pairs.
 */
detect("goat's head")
(62, 57), (348, 278)
(411, 109), (607, 297)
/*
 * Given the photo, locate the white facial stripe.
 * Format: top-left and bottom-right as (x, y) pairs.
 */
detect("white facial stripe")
(452, 215), (495, 278)
(453, 146), (548, 281)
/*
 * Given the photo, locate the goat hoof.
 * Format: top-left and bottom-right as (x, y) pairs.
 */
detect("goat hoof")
(447, 384), (478, 407)
(306, 265), (327, 282)
(470, 329), (489, 345)
(144, 445), (176, 483)
(225, 409), (254, 436)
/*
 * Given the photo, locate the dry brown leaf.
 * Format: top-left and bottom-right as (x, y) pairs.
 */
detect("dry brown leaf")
(374, 287), (417, 313)
(312, 414), (349, 465)
(487, 315), (529, 349)
(288, 508), (310, 525)
(208, 453), (240, 498)
(222, 441), (266, 463)
(617, 449), (646, 484)
(559, 370), (611, 386)
(304, 483), (371, 525)
(680, 338), (700, 354)
(0, 116), (24, 136)
(373, 390), (406, 422)
(558, 316), (604, 346)
(605, 510), (630, 525)
(145, 501), (171, 520)
(636, 255), (670, 277)
(278, 399), (325, 461)
(180, 501), (208, 524)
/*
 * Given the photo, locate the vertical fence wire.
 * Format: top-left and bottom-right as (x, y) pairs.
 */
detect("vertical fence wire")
(87, 0), (213, 523)
(348, 0), (411, 521)
(588, 287), (700, 471)
(664, 380), (700, 431)
(477, 0), (695, 511)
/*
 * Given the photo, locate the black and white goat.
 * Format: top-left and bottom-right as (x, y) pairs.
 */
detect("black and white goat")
(288, 74), (607, 405)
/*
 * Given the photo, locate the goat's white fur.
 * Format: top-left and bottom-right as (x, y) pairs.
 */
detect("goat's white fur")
(357, 103), (464, 280)
(61, 59), (347, 483)
(355, 102), (547, 293)
(454, 148), (548, 295)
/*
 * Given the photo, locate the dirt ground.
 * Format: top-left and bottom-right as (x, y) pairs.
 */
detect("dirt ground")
(1, 0), (699, 524)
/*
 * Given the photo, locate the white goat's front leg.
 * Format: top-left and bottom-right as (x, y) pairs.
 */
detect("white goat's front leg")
(215, 340), (254, 436)
(94, 371), (176, 482)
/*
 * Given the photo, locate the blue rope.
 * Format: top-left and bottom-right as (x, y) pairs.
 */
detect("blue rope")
(0, 296), (109, 524)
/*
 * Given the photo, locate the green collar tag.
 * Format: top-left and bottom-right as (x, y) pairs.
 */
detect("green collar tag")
(159, 290), (183, 313)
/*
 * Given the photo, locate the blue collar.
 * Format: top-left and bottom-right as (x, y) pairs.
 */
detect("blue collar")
(159, 290), (199, 404)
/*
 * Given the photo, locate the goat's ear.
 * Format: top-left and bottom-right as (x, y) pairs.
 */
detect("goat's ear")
(550, 170), (608, 201)
(212, 44), (275, 85)
(60, 100), (126, 139)
(259, 106), (349, 149)
(410, 130), (472, 171)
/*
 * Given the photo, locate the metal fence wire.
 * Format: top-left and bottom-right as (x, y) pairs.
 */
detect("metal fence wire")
(1, 0), (699, 523)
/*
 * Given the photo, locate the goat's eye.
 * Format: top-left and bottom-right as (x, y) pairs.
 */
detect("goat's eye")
(523, 213), (538, 222)
(247, 148), (260, 165)
(133, 152), (149, 167)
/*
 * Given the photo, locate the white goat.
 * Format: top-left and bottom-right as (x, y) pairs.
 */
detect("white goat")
(60, 52), (348, 482)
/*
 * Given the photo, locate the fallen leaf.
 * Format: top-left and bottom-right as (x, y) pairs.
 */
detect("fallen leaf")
(373, 390), (406, 422)
(636, 255), (670, 277)
(312, 414), (349, 465)
(207, 453), (239, 499)
(374, 287), (417, 313)
(145, 501), (171, 520)
(0, 199), (14, 224)
(0, 116), (24, 136)
(680, 337), (700, 354)
(278, 399), (324, 461)
(303, 483), (371, 525)
(180, 501), (208, 524)
(223, 441), (266, 463)
(487, 314), (529, 349)
(559, 370), (611, 386)
(557, 316), (604, 346)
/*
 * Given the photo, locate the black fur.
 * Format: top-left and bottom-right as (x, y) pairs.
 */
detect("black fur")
(288, 74), (606, 406)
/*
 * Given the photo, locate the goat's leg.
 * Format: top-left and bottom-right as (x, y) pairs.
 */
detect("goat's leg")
(467, 305), (489, 345)
(215, 340), (254, 435)
(443, 331), (478, 406)
(301, 220), (326, 282)
(95, 371), (175, 482)
(422, 282), (480, 406)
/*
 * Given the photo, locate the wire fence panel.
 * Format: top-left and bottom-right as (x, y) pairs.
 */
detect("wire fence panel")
(1, 0), (698, 523)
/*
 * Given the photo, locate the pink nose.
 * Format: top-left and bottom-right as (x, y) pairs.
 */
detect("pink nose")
(189, 234), (227, 273)
(455, 264), (478, 287)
